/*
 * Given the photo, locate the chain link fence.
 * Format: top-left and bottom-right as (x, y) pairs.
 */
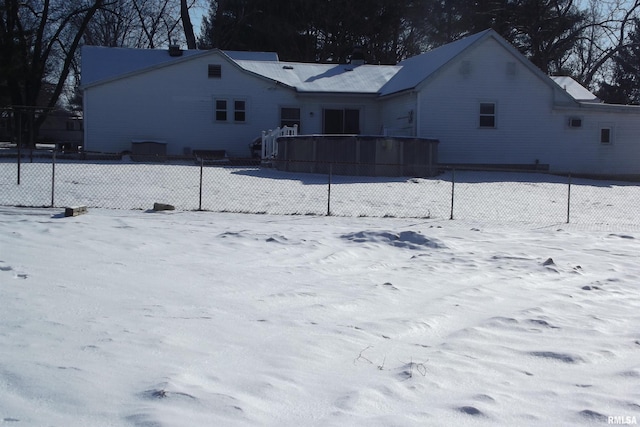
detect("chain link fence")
(1, 149), (639, 227)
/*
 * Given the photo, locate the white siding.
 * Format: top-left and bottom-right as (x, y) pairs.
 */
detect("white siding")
(379, 92), (417, 136)
(294, 94), (381, 135)
(84, 52), (300, 157)
(415, 38), (561, 167)
(552, 106), (640, 175)
(84, 52), (385, 156)
(85, 38), (640, 175)
(404, 37), (640, 175)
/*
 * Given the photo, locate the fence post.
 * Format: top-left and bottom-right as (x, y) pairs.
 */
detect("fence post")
(566, 173), (572, 224)
(450, 169), (455, 220)
(17, 111), (21, 185)
(198, 156), (204, 211)
(327, 163), (332, 216)
(51, 149), (56, 207)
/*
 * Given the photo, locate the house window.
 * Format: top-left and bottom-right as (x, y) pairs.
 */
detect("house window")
(215, 99), (227, 121)
(234, 100), (246, 122)
(568, 117), (582, 128)
(208, 64), (222, 78)
(281, 107), (301, 130)
(66, 120), (82, 131)
(600, 127), (612, 144)
(323, 108), (360, 134)
(479, 102), (496, 128)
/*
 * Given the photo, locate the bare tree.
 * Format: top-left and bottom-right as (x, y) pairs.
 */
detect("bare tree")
(181, 0), (197, 49)
(567, 0), (640, 90)
(0, 0), (106, 144)
(82, 0), (206, 49)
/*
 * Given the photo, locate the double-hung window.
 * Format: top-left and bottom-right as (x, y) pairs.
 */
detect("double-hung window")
(234, 100), (246, 122)
(479, 102), (496, 128)
(214, 98), (247, 123)
(215, 99), (227, 121)
(281, 107), (301, 130)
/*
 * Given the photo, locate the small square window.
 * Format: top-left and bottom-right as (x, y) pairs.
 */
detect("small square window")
(568, 117), (582, 128)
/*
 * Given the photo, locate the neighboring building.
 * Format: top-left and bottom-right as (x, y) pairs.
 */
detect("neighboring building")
(39, 110), (83, 149)
(0, 107), (83, 149)
(81, 29), (640, 177)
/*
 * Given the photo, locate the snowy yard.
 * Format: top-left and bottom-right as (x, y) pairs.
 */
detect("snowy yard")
(1, 159), (639, 227)
(0, 163), (639, 426)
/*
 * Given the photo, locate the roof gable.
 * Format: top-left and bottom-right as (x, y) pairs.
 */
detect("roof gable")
(81, 46), (278, 87)
(379, 30), (491, 96)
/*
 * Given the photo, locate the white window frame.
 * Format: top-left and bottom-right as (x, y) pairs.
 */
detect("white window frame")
(599, 125), (613, 145)
(567, 116), (583, 128)
(479, 102), (496, 128)
(214, 98), (228, 122)
(280, 106), (301, 130)
(214, 97), (248, 123)
(233, 99), (247, 123)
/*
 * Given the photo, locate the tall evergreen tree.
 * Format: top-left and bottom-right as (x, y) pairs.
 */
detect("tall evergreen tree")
(198, 0), (428, 63)
(508, 0), (587, 74)
(597, 18), (640, 104)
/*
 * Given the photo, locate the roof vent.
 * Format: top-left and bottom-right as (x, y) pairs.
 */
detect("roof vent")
(350, 46), (365, 66)
(282, 65), (294, 70)
(168, 44), (183, 57)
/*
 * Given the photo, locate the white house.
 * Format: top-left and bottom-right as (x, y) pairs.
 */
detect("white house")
(81, 29), (640, 177)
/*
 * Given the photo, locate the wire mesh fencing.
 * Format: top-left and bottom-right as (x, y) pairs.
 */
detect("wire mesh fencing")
(1, 151), (639, 227)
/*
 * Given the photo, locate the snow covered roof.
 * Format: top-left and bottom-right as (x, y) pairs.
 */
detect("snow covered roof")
(551, 76), (601, 103)
(379, 30), (491, 96)
(238, 30), (491, 96)
(81, 30), (598, 103)
(81, 46), (278, 86)
(235, 61), (401, 94)
(81, 32), (490, 94)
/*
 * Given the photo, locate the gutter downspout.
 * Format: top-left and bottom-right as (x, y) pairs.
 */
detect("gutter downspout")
(415, 90), (421, 137)
(82, 88), (88, 153)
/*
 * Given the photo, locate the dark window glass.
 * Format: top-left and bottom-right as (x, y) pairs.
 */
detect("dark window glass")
(479, 103), (496, 128)
(234, 100), (246, 122)
(323, 108), (360, 134)
(281, 107), (301, 131)
(215, 99), (227, 121)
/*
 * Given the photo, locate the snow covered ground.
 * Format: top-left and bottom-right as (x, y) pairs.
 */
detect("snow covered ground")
(1, 201), (639, 426)
(1, 160), (640, 227)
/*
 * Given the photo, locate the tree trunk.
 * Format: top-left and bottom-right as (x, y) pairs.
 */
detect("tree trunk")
(181, 0), (197, 49)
